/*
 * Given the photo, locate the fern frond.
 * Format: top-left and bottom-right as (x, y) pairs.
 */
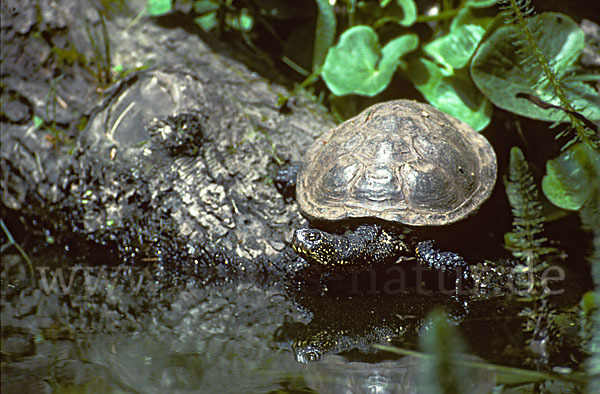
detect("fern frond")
(499, 0), (597, 149)
(504, 147), (559, 296)
(505, 147), (550, 262)
(505, 147), (560, 370)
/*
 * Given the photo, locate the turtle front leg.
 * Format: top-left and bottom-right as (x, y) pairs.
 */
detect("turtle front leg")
(355, 224), (410, 265)
(414, 240), (472, 289)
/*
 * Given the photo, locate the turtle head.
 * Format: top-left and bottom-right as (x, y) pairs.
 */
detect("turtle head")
(292, 228), (341, 267)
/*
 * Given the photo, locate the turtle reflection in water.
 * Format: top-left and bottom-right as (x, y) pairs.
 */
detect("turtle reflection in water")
(276, 99), (497, 283)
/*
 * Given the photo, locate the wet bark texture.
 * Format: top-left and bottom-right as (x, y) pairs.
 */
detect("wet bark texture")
(1, 0), (335, 282)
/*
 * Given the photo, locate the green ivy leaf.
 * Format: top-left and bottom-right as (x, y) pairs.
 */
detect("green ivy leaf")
(542, 164), (582, 211)
(194, 0), (219, 13)
(146, 0), (172, 16)
(450, 3), (495, 34)
(313, 0), (336, 71)
(471, 12), (600, 122)
(394, 0), (417, 27)
(424, 24), (486, 72)
(370, 0), (417, 28)
(406, 2), (494, 131)
(226, 9), (253, 32)
(321, 26), (418, 96)
(542, 143), (600, 211)
(238, 10), (253, 31)
(424, 2), (494, 72)
(195, 13), (218, 32)
(407, 57), (492, 130)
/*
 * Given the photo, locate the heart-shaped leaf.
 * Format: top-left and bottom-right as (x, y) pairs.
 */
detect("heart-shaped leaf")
(542, 143), (600, 211)
(407, 57), (492, 130)
(471, 12), (600, 122)
(321, 25), (418, 96)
